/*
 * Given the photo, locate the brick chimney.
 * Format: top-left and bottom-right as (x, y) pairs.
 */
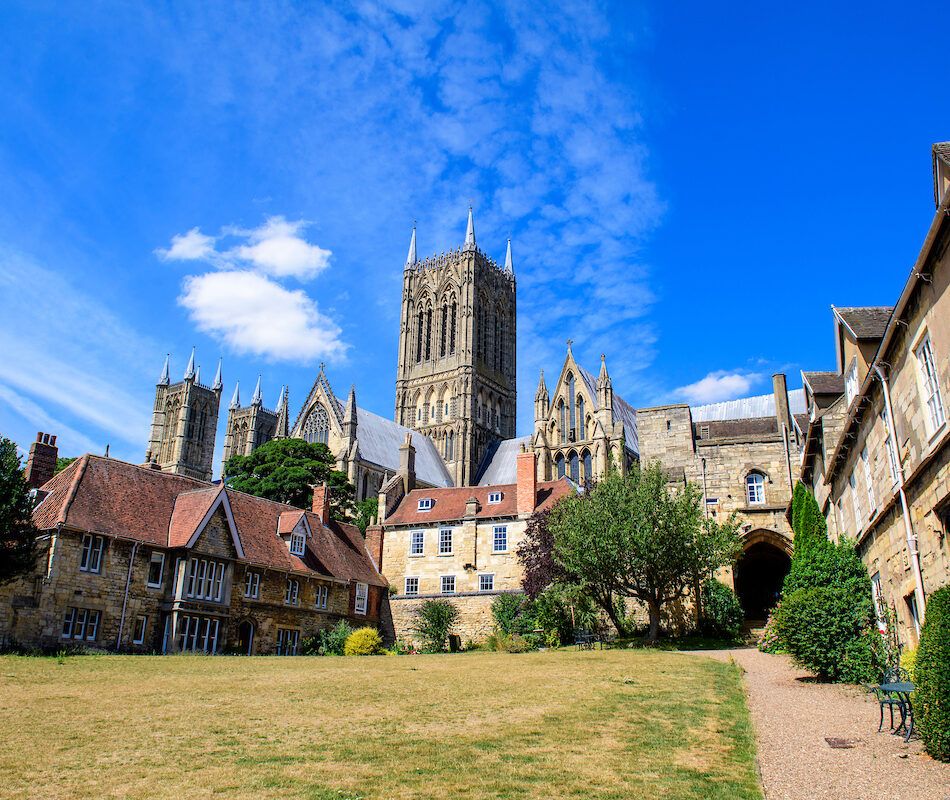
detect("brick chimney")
(364, 523), (383, 572)
(311, 482), (330, 524)
(25, 432), (58, 490)
(516, 447), (537, 516)
(772, 373), (793, 432)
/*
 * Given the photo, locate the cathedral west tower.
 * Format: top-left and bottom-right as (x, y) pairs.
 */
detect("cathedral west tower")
(394, 209), (517, 486)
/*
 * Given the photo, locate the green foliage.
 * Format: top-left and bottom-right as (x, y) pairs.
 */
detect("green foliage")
(413, 599), (459, 652)
(774, 586), (880, 682)
(353, 497), (378, 536)
(491, 593), (534, 636)
(223, 438), (355, 518)
(303, 621), (353, 656)
(900, 646), (917, 680)
(700, 580), (744, 640)
(916, 586), (950, 761)
(54, 456), (76, 475)
(756, 609), (785, 654)
(0, 437), (38, 585)
(484, 631), (533, 653)
(343, 626), (384, 656)
(548, 463), (742, 641)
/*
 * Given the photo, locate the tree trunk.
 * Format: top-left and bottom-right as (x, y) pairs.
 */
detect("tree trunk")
(646, 598), (661, 643)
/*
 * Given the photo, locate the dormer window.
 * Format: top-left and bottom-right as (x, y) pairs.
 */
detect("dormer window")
(289, 531), (306, 556)
(418, 498), (433, 511)
(845, 360), (859, 406)
(488, 491), (502, 504)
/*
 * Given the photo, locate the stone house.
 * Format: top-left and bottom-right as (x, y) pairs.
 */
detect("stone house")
(0, 454), (386, 654)
(812, 143), (950, 643)
(367, 443), (574, 644)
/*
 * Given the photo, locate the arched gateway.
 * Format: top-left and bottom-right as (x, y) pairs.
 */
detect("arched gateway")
(733, 529), (792, 621)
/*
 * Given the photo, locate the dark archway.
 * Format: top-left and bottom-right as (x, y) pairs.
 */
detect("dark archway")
(237, 620), (255, 656)
(734, 540), (791, 621)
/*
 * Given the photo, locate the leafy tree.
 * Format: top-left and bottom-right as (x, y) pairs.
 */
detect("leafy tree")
(915, 585), (950, 761)
(352, 497), (378, 536)
(518, 508), (570, 599)
(54, 457), (76, 475)
(414, 599), (459, 652)
(491, 593), (534, 636)
(548, 463), (742, 642)
(699, 579), (745, 639)
(0, 437), (38, 584)
(224, 438), (355, 519)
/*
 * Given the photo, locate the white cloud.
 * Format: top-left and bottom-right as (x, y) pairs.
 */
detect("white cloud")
(156, 227), (216, 261)
(178, 270), (347, 362)
(228, 217), (331, 280)
(674, 371), (763, 405)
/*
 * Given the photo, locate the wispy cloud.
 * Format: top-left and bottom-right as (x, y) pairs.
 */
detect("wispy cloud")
(155, 227), (216, 262)
(674, 370), (764, 405)
(0, 384), (103, 456)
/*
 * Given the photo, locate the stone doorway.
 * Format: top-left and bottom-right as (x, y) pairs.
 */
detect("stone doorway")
(237, 620), (255, 656)
(734, 538), (791, 620)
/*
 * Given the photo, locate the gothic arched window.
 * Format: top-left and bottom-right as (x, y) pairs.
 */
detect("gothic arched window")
(416, 310), (424, 363)
(449, 302), (457, 354)
(446, 430), (455, 461)
(746, 472), (766, 505)
(569, 451), (580, 483)
(577, 396), (586, 440)
(567, 373), (576, 441)
(424, 307), (433, 360)
(302, 403), (330, 444)
(558, 400), (567, 444)
(555, 453), (565, 478)
(582, 449), (592, 484)
(440, 304), (448, 357)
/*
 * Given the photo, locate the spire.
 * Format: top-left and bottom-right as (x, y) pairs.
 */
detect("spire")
(343, 384), (358, 440)
(251, 375), (262, 406)
(275, 385), (289, 438)
(194, 364), (201, 385)
(230, 382), (241, 409)
(598, 353), (609, 382)
(535, 369), (548, 400)
(405, 225), (417, 269)
(158, 354), (170, 386)
(504, 237), (513, 274)
(464, 206), (475, 250)
(212, 359), (223, 391)
(184, 347), (196, 380)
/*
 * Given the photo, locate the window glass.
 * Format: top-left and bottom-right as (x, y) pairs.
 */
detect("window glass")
(479, 574), (494, 592)
(493, 526), (508, 553)
(746, 473), (765, 505)
(410, 530), (424, 555)
(147, 552), (165, 587)
(440, 575), (456, 594)
(439, 528), (453, 554)
(405, 577), (419, 596)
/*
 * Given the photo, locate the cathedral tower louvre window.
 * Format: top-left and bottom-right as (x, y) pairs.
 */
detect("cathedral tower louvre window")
(302, 403), (330, 444)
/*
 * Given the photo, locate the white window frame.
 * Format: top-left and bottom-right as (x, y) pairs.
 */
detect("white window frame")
(185, 557), (225, 602)
(417, 498), (433, 511)
(880, 411), (900, 486)
(133, 615), (148, 645)
(62, 607), (100, 641)
(315, 584), (329, 609)
(915, 333), (946, 437)
(488, 491), (502, 504)
(849, 470), (864, 527)
(284, 578), (300, 606)
(409, 530), (424, 556)
(440, 575), (456, 595)
(244, 571), (260, 599)
(178, 615), (219, 653)
(438, 528), (453, 555)
(355, 581), (368, 615)
(492, 525), (508, 553)
(404, 576), (419, 596)
(289, 531), (306, 556)
(746, 473), (765, 505)
(860, 446), (875, 513)
(276, 628), (300, 656)
(146, 551), (165, 588)
(845, 359), (859, 406)
(478, 573), (494, 592)
(79, 534), (104, 574)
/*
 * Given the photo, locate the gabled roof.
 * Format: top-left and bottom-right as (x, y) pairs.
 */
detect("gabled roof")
(354, 407), (453, 488)
(32, 456), (385, 586)
(802, 371), (844, 396)
(691, 389), (806, 422)
(833, 306), (893, 340)
(384, 478), (575, 527)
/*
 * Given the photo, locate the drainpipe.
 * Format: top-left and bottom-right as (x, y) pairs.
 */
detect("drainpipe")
(874, 365), (926, 624)
(700, 457), (709, 518)
(115, 540), (139, 652)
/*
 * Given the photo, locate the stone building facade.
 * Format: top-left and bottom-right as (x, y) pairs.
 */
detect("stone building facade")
(220, 378), (288, 466)
(802, 145), (950, 644)
(145, 350), (222, 482)
(0, 455), (386, 653)
(394, 210), (517, 487)
(369, 446), (573, 643)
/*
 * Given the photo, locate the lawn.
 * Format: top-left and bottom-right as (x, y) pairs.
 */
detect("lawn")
(0, 649), (761, 800)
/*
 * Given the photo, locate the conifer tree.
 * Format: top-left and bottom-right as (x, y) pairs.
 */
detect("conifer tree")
(0, 437), (38, 584)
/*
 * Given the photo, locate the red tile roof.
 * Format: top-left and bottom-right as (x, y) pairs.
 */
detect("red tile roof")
(32, 456), (384, 586)
(383, 478), (575, 527)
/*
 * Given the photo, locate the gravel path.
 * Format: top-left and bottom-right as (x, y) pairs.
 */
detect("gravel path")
(689, 648), (950, 800)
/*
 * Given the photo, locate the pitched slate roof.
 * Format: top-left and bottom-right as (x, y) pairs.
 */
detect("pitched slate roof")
(33, 456), (385, 586)
(476, 436), (532, 485)
(835, 306), (893, 340)
(802, 371), (844, 396)
(384, 478), (575, 527)
(576, 365), (639, 453)
(691, 388), (806, 422)
(354, 407), (453, 488)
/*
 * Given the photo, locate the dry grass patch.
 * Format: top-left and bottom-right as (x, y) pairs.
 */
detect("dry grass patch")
(0, 649), (760, 799)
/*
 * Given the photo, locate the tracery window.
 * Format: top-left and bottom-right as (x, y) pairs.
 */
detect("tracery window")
(569, 451), (580, 483)
(302, 403), (330, 444)
(577, 396), (586, 440)
(558, 400), (567, 445)
(568, 374), (576, 441)
(555, 453), (565, 478)
(424, 307), (433, 360)
(416, 310), (424, 362)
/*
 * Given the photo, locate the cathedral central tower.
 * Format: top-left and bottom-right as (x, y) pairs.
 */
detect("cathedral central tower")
(395, 209), (517, 486)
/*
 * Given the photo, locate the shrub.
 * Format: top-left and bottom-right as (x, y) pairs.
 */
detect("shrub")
(774, 586), (881, 682)
(344, 627), (383, 656)
(484, 631), (533, 653)
(491, 593), (533, 636)
(699, 579), (744, 639)
(414, 599), (459, 652)
(916, 586), (950, 761)
(757, 611), (785, 654)
(304, 621), (352, 656)
(900, 646), (917, 680)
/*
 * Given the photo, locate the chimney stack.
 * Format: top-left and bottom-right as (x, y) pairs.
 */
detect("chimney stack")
(398, 433), (416, 493)
(25, 432), (58, 490)
(516, 447), (537, 516)
(311, 482), (331, 524)
(772, 373), (793, 432)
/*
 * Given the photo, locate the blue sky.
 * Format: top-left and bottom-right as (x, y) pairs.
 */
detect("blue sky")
(0, 2), (946, 468)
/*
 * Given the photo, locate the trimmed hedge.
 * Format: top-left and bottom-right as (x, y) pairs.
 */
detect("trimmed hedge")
(343, 627), (383, 656)
(916, 586), (950, 761)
